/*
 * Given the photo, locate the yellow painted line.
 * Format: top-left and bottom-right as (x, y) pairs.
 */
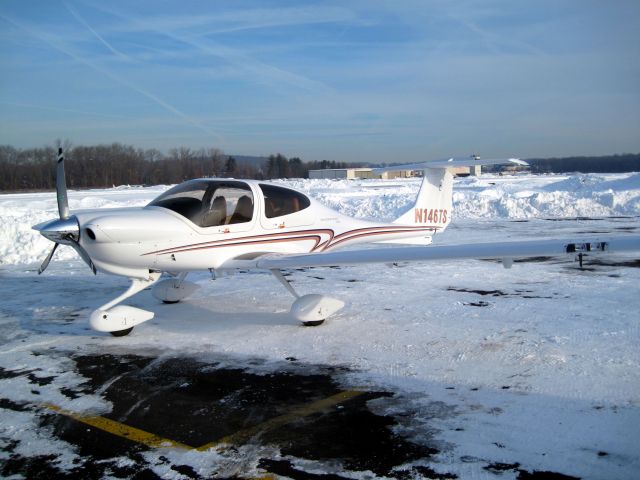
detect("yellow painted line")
(41, 389), (365, 455)
(196, 389), (365, 451)
(42, 403), (194, 450)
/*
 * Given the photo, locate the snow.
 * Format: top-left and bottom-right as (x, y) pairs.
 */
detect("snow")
(2, 173), (639, 266)
(1, 172), (639, 478)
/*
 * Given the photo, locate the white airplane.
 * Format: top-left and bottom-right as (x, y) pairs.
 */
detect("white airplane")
(34, 149), (640, 336)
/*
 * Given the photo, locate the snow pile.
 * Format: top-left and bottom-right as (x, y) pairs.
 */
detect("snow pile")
(0, 186), (167, 265)
(454, 173), (640, 219)
(286, 173), (640, 222)
(0, 173), (639, 265)
(0, 173), (639, 479)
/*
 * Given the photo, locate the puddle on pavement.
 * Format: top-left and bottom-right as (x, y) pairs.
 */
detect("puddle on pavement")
(3, 353), (448, 479)
(1, 352), (590, 479)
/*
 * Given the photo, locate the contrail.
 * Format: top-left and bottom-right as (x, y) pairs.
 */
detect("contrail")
(167, 31), (331, 93)
(0, 14), (223, 141)
(63, 1), (132, 62)
(448, 12), (545, 57)
(0, 101), (128, 119)
(92, 2), (332, 94)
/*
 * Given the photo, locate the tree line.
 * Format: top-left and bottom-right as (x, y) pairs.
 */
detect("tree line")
(1, 142), (637, 191)
(526, 154), (640, 174)
(481, 153), (640, 174)
(0, 143), (355, 191)
(265, 154), (351, 179)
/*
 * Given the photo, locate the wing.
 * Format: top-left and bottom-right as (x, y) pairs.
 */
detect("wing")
(245, 235), (640, 270)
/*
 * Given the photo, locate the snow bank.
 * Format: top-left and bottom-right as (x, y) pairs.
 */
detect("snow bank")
(0, 186), (167, 265)
(453, 173), (640, 219)
(1, 173), (638, 265)
(285, 173), (640, 221)
(1, 174), (639, 479)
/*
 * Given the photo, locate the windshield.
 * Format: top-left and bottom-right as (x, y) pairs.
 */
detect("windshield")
(148, 180), (254, 227)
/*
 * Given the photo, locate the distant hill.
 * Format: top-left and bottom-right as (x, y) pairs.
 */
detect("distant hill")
(524, 154), (640, 173)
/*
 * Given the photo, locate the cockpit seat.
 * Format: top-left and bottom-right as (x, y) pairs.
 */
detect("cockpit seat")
(201, 196), (227, 227)
(228, 195), (253, 224)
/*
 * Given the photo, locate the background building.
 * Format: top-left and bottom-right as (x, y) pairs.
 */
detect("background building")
(308, 166), (478, 180)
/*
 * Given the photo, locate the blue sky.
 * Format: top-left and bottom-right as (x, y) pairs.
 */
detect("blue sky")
(1, 1), (639, 162)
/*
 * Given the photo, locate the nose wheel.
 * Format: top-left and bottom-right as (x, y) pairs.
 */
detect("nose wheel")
(110, 327), (134, 337)
(90, 273), (161, 335)
(302, 319), (325, 327)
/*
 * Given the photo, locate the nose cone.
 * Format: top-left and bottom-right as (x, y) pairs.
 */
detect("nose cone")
(33, 216), (80, 244)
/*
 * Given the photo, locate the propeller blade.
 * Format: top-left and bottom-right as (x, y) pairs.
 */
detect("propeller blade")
(34, 149), (95, 275)
(38, 242), (59, 274)
(56, 147), (70, 220)
(69, 240), (97, 275)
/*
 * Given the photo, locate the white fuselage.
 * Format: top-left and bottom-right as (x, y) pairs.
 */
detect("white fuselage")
(74, 180), (438, 279)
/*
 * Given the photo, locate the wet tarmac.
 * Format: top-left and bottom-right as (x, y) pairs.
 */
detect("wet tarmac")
(0, 352), (588, 479)
(1, 353), (446, 479)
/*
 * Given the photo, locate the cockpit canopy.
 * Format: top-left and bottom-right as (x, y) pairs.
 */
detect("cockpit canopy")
(148, 180), (254, 227)
(148, 180), (311, 227)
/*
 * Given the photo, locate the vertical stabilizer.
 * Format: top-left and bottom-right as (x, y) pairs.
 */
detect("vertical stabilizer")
(394, 168), (453, 232)
(384, 156), (525, 234)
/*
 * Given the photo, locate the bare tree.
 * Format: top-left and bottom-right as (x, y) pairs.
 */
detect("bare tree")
(207, 147), (224, 177)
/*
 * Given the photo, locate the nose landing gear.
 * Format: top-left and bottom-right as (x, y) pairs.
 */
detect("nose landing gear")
(89, 272), (161, 337)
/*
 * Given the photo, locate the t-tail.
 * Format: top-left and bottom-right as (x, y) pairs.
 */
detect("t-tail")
(375, 156), (527, 233)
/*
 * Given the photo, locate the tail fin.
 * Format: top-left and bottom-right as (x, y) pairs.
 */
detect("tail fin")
(381, 157), (526, 233)
(394, 168), (453, 232)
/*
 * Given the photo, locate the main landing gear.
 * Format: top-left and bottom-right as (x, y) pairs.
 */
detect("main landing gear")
(270, 269), (345, 326)
(151, 272), (200, 304)
(89, 272), (199, 336)
(90, 269), (341, 336)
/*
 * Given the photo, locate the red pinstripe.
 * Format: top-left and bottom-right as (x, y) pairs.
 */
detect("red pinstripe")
(143, 225), (438, 257)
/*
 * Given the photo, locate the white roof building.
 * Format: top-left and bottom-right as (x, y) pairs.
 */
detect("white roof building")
(308, 166), (478, 180)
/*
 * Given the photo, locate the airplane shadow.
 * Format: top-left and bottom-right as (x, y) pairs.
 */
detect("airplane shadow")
(151, 299), (299, 334)
(0, 270), (298, 339)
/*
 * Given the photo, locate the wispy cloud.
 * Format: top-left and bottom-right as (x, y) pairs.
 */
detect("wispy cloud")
(172, 33), (331, 93)
(112, 6), (357, 34)
(1, 1), (638, 159)
(0, 13), (223, 142)
(448, 12), (545, 56)
(63, 1), (132, 62)
(91, 3), (333, 93)
(0, 101), (128, 119)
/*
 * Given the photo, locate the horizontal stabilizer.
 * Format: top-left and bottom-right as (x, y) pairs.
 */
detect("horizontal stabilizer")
(373, 157), (526, 174)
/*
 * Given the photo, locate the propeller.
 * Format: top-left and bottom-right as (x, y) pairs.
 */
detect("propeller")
(56, 146), (70, 220)
(37, 242), (59, 274)
(33, 148), (97, 275)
